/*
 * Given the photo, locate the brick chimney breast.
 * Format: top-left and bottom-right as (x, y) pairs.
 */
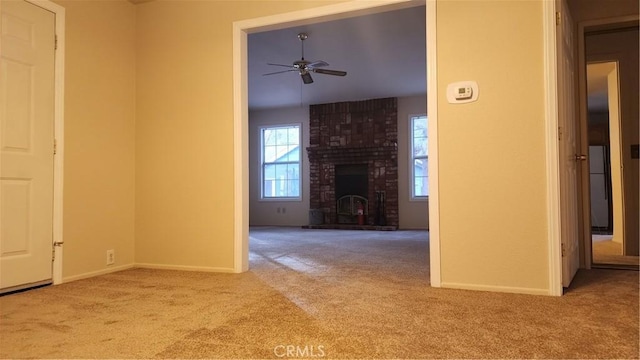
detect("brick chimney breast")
(307, 98), (398, 226)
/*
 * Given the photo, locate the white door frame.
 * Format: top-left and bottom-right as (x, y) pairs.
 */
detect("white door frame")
(23, 0), (65, 285)
(232, 0), (441, 286)
(542, 0), (564, 296)
(577, 15), (640, 269)
(425, 0), (439, 287)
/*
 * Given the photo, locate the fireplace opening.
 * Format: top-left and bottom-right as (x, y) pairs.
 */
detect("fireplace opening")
(335, 164), (368, 224)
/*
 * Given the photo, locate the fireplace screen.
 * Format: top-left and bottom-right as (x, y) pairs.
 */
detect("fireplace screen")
(336, 195), (368, 224)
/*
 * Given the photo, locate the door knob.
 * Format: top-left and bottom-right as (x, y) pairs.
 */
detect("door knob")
(574, 154), (587, 161)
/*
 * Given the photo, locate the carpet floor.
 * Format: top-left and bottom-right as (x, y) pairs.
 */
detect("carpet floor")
(592, 237), (640, 267)
(0, 227), (638, 359)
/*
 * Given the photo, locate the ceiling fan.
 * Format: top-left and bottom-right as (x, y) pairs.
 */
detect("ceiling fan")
(263, 33), (347, 84)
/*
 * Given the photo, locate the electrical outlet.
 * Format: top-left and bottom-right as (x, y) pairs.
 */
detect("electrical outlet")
(282, 207), (286, 214)
(106, 249), (115, 265)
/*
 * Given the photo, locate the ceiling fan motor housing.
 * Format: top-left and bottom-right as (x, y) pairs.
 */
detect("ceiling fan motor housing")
(293, 60), (309, 69)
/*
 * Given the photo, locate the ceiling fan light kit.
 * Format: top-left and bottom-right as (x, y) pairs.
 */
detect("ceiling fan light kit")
(263, 32), (347, 84)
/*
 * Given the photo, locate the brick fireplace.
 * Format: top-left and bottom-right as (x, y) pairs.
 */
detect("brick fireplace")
(307, 97), (398, 227)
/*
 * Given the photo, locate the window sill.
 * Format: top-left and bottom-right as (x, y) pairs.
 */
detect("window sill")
(259, 197), (303, 202)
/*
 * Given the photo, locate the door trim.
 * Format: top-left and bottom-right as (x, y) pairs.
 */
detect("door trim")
(23, 0), (65, 285)
(577, 15), (640, 269)
(543, 0), (562, 296)
(232, 0), (439, 284)
(425, 0), (439, 287)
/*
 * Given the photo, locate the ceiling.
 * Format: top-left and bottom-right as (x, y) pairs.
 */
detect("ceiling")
(248, 5), (426, 111)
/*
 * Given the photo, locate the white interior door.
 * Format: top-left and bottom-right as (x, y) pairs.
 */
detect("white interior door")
(1, 0), (56, 291)
(557, 0), (580, 287)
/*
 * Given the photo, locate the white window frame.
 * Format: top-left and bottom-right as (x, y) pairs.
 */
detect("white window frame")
(410, 114), (428, 201)
(260, 123), (302, 201)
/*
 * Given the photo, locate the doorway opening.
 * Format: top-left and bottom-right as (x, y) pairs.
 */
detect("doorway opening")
(580, 21), (639, 269)
(245, 7), (425, 259)
(233, 1), (439, 284)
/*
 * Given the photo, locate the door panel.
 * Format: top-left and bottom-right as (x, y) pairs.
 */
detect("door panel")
(0, 0), (56, 290)
(557, 0), (580, 287)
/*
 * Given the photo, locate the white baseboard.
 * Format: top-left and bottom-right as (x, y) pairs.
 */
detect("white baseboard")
(441, 282), (550, 296)
(135, 263), (236, 273)
(62, 263), (136, 283)
(61, 263), (236, 284)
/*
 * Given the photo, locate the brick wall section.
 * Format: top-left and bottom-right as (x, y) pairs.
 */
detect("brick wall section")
(307, 97), (398, 226)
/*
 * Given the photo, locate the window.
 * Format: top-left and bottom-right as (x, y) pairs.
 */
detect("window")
(411, 115), (428, 198)
(261, 125), (301, 199)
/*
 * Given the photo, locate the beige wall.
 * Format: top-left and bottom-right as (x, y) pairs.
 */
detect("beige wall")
(55, 0), (136, 279)
(436, 1), (549, 292)
(397, 95), (428, 230)
(135, 1), (347, 270)
(54, 0), (562, 293)
(568, 0), (638, 23)
(249, 106), (310, 226)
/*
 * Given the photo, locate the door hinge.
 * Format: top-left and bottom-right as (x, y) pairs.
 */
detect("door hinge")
(561, 243), (566, 257)
(52, 241), (63, 261)
(53, 139), (57, 155)
(558, 126), (562, 141)
(556, 12), (561, 26)
(55, 34), (58, 50)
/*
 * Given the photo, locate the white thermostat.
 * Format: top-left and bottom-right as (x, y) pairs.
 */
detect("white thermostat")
(446, 81), (479, 104)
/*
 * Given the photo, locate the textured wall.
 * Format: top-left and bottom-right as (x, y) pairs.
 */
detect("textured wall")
(436, 0), (550, 293)
(55, 0), (136, 280)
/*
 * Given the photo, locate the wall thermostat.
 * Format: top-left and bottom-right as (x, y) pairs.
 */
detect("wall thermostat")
(446, 81), (479, 104)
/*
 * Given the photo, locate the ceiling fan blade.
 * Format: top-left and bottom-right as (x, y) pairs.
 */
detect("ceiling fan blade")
(267, 34), (340, 85)
(267, 63), (294, 68)
(301, 72), (314, 84)
(263, 69), (297, 76)
(307, 60), (329, 68)
(313, 68), (347, 76)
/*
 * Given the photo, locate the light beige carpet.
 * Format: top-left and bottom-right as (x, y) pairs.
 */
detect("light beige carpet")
(0, 227), (638, 359)
(593, 237), (640, 266)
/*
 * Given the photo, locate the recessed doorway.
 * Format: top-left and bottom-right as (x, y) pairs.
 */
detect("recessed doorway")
(582, 21), (639, 269)
(236, 3), (428, 276)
